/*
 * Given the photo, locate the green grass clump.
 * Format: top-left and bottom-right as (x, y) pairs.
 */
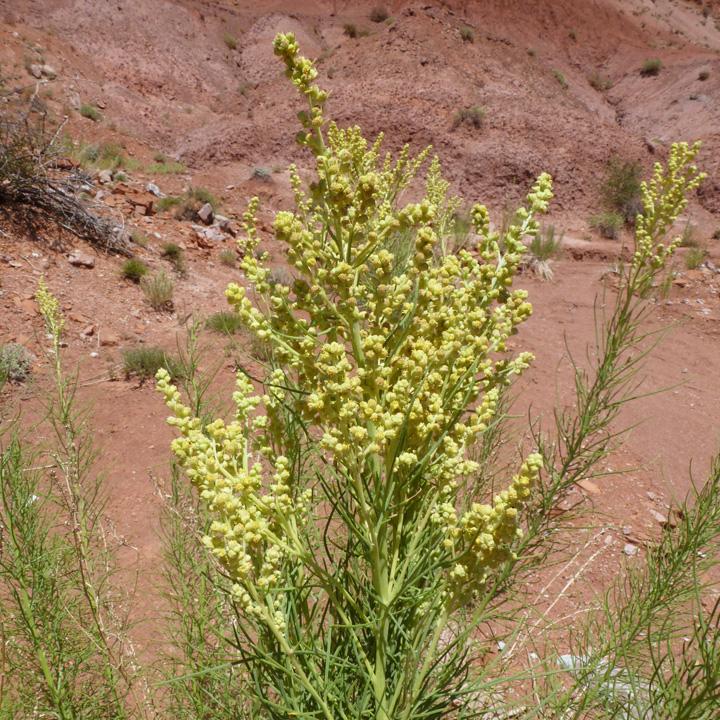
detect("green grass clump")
(529, 224), (564, 261)
(590, 211), (624, 239)
(122, 346), (182, 380)
(452, 105), (485, 130)
(146, 160), (186, 174)
(206, 311), (243, 335)
(640, 58), (662, 77)
(0, 343), (33, 384)
(588, 71), (613, 91)
(224, 33), (238, 50)
(131, 229), (150, 247)
(601, 157), (643, 223)
(369, 5), (389, 22)
(343, 23), (358, 38)
(76, 141), (139, 172)
(219, 248), (237, 267)
(680, 222), (699, 248)
(156, 196), (182, 212)
(121, 258), (149, 282)
(459, 25), (474, 43)
(161, 242), (186, 275)
(79, 103), (102, 121)
(685, 247), (707, 269)
(141, 271), (174, 310)
(553, 69), (568, 89)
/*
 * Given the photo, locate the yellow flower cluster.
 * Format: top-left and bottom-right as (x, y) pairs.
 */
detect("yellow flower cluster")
(161, 33), (555, 621)
(36, 278), (64, 341)
(156, 368), (308, 628)
(633, 141), (705, 274)
(440, 454), (543, 599)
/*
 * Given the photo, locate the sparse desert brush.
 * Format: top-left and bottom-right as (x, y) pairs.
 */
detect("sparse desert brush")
(685, 246), (707, 269)
(141, 270), (174, 310)
(122, 345), (182, 380)
(156, 32), (710, 719)
(171, 186), (219, 221)
(218, 248), (237, 266)
(553, 69), (568, 89)
(640, 58), (663, 76)
(459, 25), (474, 43)
(156, 195), (182, 212)
(369, 5), (389, 22)
(601, 156), (643, 223)
(588, 70), (613, 91)
(680, 221), (699, 247)
(146, 159), (186, 174)
(252, 166), (272, 181)
(343, 23), (358, 38)
(223, 33), (238, 50)
(713, 228), (720, 240)
(161, 241), (186, 275)
(698, 69), (710, 81)
(591, 210), (624, 238)
(206, 310), (243, 335)
(131, 228), (150, 247)
(523, 224), (563, 281)
(451, 105), (485, 129)
(0, 342), (33, 384)
(121, 257), (149, 282)
(79, 102), (102, 121)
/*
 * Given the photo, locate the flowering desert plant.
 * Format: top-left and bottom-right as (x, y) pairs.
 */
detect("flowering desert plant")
(157, 33), (705, 718)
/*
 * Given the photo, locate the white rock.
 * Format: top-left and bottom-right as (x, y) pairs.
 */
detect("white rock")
(197, 202), (214, 224)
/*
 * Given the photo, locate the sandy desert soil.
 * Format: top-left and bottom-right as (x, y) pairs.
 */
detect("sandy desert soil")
(1, 0), (720, 662)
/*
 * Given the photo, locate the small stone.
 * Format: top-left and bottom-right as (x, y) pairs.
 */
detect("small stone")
(28, 64), (43, 79)
(68, 250), (95, 268)
(97, 169), (113, 184)
(40, 64), (57, 79)
(81, 324), (95, 337)
(100, 330), (120, 347)
(577, 479), (600, 495)
(197, 202), (214, 224)
(646, 491), (660, 502)
(623, 543), (639, 557)
(146, 182), (164, 197)
(90, 351), (99, 358)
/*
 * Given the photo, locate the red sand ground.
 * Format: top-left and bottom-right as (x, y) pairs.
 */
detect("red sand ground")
(1, 0), (719, 665)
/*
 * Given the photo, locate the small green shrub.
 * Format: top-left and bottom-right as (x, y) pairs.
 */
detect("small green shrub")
(459, 25), (474, 43)
(369, 5), (389, 22)
(0, 343), (33, 384)
(685, 247), (707, 269)
(219, 248), (237, 267)
(224, 33), (238, 50)
(146, 160), (186, 174)
(640, 58), (662, 77)
(343, 23), (358, 38)
(141, 271), (174, 310)
(156, 195), (182, 212)
(78, 141), (136, 171)
(122, 346), (182, 380)
(121, 258), (149, 282)
(131, 229), (149, 247)
(79, 103), (102, 121)
(591, 211), (624, 239)
(529, 224), (564, 261)
(568, 29), (577, 41)
(206, 311), (243, 335)
(588, 71), (613, 91)
(452, 105), (485, 130)
(601, 157), (643, 223)
(252, 167), (272, 181)
(680, 222), (699, 247)
(553, 69), (568, 89)
(161, 242), (186, 275)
